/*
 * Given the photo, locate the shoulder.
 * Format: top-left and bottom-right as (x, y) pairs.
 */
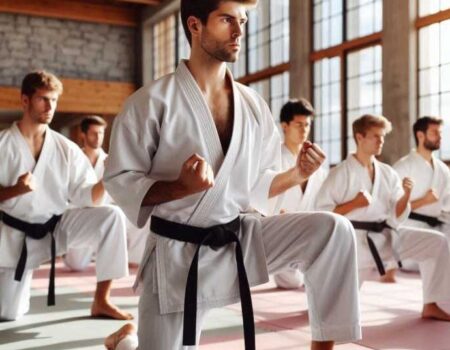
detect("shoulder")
(50, 130), (85, 158)
(393, 153), (412, 170)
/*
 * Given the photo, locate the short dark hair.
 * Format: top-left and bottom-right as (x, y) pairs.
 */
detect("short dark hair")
(21, 70), (63, 98)
(352, 114), (392, 144)
(180, 0), (257, 45)
(279, 98), (314, 124)
(413, 116), (443, 146)
(81, 116), (107, 133)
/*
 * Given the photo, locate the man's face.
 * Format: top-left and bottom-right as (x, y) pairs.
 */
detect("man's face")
(282, 115), (311, 146)
(198, 2), (248, 62)
(84, 124), (105, 149)
(421, 124), (442, 151)
(356, 126), (386, 156)
(22, 88), (59, 125)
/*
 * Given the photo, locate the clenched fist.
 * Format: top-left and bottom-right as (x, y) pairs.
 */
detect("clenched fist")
(15, 172), (36, 194)
(402, 177), (414, 195)
(353, 190), (372, 208)
(296, 141), (326, 180)
(177, 154), (214, 196)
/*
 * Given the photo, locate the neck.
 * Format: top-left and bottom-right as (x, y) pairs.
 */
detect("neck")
(17, 115), (47, 139)
(284, 140), (302, 156)
(416, 145), (433, 162)
(83, 146), (101, 166)
(186, 48), (229, 93)
(354, 149), (374, 168)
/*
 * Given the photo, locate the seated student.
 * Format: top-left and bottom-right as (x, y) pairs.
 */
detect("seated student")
(63, 116), (149, 271)
(270, 98), (328, 289)
(0, 71), (131, 321)
(316, 114), (450, 321)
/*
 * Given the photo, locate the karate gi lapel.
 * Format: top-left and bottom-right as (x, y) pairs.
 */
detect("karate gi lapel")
(176, 61), (243, 227)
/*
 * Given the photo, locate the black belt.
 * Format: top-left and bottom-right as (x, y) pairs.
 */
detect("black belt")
(350, 220), (401, 276)
(409, 212), (443, 227)
(151, 215), (255, 350)
(0, 211), (62, 306)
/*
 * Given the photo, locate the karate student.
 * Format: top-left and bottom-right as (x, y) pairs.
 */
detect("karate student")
(271, 98), (328, 289)
(316, 114), (450, 322)
(394, 117), (450, 242)
(63, 116), (149, 271)
(0, 71), (132, 321)
(103, 1), (361, 350)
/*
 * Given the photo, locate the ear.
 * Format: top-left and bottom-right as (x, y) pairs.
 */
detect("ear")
(187, 16), (202, 40)
(355, 132), (363, 144)
(416, 130), (425, 143)
(21, 94), (29, 109)
(280, 121), (288, 132)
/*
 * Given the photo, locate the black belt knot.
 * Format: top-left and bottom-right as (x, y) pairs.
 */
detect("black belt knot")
(409, 212), (443, 227)
(350, 220), (401, 276)
(0, 211), (62, 306)
(151, 215), (255, 350)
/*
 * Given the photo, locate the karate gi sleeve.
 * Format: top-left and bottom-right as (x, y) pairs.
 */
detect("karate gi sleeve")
(439, 164), (450, 213)
(68, 147), (98, 207)
(315, 168), (341, 212)
(388, 169), (410, 227)
(104, 97), (160, 228)
(249, 101), (282, 216)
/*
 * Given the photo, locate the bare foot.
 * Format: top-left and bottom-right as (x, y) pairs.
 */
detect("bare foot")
(379, 269), (396, 283)
(91, 300), (134, 320)
(422, 303), (450, 321)
(105, 323), (137, 350)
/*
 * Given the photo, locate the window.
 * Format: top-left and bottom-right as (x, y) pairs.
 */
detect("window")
(313, 57), (342, 164)
(312, 0), (382, 163)
(417, 4), (450, 158)
(152, 15), (176, 80)
(177, 14), (191, 64)
(346, 45), (382, 152)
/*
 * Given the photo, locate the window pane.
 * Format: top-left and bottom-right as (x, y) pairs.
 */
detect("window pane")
(313, 57), (342, 164)
(177, 14), (190, 64)
(418, 18), (450, 159)
(248, 0), (270, 72)
(346, 45), (382, 152)
(346, 0), (382, 40)
(152, 15), (176, 80)
(313, 0), (343, 50)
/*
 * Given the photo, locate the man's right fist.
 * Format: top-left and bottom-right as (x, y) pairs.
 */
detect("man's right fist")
(15, 172), (36, 194)
(177, 154), (214, 195)
(353, 190), (372, 208)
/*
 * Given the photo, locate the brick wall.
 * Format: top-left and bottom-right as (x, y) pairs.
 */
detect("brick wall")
(0, 13), (137, 85)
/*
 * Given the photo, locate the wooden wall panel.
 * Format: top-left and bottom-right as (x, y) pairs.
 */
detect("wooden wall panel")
(0, 79), (136, 115)
(0, 0), (139, 27)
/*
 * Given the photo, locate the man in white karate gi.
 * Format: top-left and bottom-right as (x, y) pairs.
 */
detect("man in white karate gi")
(271, 98), (328, 290)
(103, 1), (361, 349)
(0, 71), (132, 321)
(316, 114), (450, 322)
(394, 117), (450, 244)
(63, 116), (148, 271)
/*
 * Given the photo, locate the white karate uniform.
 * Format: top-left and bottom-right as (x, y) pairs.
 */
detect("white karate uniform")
(316, 154), (450, 304)
(104, 61), (361, 349)
(64, 149), (149, 271)
(394, 150), (450, 237)
(0, 123), (128, 320)
(271, 145), (328, 289)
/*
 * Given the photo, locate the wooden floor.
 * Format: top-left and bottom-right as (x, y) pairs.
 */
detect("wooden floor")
(1, 260), (450, 350)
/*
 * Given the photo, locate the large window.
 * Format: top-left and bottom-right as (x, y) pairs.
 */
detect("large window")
(312, 0), (383, 163)
(152, 15), (176, 80)
(418, 2), (450, 158)
(313, 57), (341, 164)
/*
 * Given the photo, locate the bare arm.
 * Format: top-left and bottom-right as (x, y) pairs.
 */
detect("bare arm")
(410, 189), (439, 210)
(142, 154), (214, 206)
(0, 172), (35, 203)
(269, 142), (325, 198)
(91, 180), (105, 205)
(333, 191), (371, 215)
(396, 177), (413, 217)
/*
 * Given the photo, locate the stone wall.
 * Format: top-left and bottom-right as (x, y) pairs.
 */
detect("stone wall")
(0, 13), (137, 85)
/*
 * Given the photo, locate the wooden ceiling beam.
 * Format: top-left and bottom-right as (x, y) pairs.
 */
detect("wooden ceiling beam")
(0, 0), (139, 27)
(115, 0), (162, 5)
